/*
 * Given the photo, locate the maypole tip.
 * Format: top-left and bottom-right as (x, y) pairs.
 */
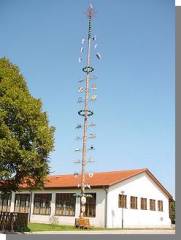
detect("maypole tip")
(89, 3), (93, 9)
(87, 3), (95, 17)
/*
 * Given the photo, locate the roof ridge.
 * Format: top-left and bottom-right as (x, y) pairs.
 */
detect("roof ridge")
(107, 168), (147, 186)
(48, 168), (147, 177)
(93, 168), (147, 174)
(48, 173), (75, 177)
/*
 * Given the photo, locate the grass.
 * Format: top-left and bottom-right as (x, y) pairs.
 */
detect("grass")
(27, 223), (175, 232)
(28, 223), (104, 232)
(28, 223), (78, 232)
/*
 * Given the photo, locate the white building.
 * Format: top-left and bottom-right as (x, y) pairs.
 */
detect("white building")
(0, 168), (173, 228)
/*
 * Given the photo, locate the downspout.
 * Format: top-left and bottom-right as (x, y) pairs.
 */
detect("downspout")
(28, 190), (33, 223)
(103, 187), (108, 228)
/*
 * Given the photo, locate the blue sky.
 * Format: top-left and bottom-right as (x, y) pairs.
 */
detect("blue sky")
(0, 0), (175, 196)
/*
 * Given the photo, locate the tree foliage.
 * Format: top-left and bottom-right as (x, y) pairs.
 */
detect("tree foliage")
(0, 58), (55, 192)
(169, 200), (176, 224)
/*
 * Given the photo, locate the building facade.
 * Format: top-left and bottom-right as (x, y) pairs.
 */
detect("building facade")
(0, 168), (173, 228)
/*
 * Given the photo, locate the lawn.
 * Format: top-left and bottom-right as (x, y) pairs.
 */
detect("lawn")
(28, 223), (78, 232)
(27, 223), (175, 232)
(28, 223), (105, 232)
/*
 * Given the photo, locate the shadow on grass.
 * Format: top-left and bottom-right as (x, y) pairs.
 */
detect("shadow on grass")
(0, 226), (30, 234)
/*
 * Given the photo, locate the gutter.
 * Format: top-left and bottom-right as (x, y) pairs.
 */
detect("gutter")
(103, 187), (108, 228)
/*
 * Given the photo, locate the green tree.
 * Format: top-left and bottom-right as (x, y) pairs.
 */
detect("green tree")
(169, 200), (176, 224)
(0, 58), (55, 192)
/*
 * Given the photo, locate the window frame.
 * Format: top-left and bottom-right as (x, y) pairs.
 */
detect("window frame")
(118, 194), (127, 208)
(0, 193), (11, 212)
(84, 193), (96, 218)
(33, 193), (52, 215)
(158, 200), (163, 212)
(141, 197), (147, 210)
(14, 193), (30, 213)
(149, 199), (156, 211)
(130, 196), (138, 209)
(55, 193), (76, 216)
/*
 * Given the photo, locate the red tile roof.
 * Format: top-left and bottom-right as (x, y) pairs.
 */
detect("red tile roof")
(41, 168), (172, 199)
(45, 168), (146, 188)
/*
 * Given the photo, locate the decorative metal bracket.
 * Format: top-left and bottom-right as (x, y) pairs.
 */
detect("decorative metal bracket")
(78, 109), (93, 117)
(82, 66), (94, 73)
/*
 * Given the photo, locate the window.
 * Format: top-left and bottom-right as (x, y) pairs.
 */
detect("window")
(33, 193), (52, 215)
(14, 194), (30, 213)
(118, 194), (127, 208)
(141, 198), (147, 210)
(130, 196), (137, 209)
(85, 193), (96, 217)
(55, 193), (76, 216)
(0, 193), (11, 212)
(150, 199), (156, 211)
(158, 200), (163, 211)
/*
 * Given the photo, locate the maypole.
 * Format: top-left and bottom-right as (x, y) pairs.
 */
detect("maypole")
(74, 3), (101, 227)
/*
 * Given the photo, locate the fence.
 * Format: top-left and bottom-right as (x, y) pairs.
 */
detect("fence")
(0, 212), (29, 232)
